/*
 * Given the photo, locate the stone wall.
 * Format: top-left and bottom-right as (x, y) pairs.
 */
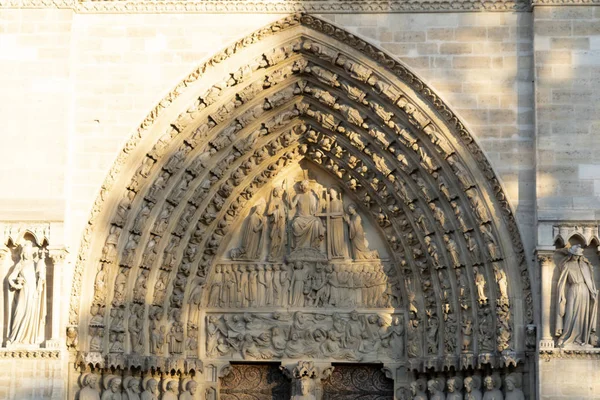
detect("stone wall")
(534, 6), (600, 220)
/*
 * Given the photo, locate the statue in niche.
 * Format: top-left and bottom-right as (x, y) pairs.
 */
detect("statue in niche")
(504, 373), (524, 400)
(446, 377), (463, 400)
(231, 200), (266, 260)
(6, 241), (47, 345)
(346, 204), (378, 260)
(329, 188), (348, 258)
(141, 378), (158, 400)
(280, 264), (291, 306)
(555, 244), (598, 347)
(79, 374), (101, 400)
(285, 180), (325, 250)
(267, 187), (287, 260)
(102, 226), (121, 261)
(464, 376), (483, 400)
(482, 375), (503, 400)
(112, 268), (129, 306)
(462, 316), (473, 352)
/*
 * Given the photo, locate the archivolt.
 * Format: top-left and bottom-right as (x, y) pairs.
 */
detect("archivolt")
(71, 13), (533, 372)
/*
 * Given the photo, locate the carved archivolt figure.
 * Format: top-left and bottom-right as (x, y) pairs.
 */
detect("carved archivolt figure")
(474, 267), (488, 305)
(7, 241), (47, 345)
(267, 187), (287, 260)
(346, 204), (378, 260)
(231, 200), (266, 260)
(286, 180), (325, 250)
(555, 245), (597, 347)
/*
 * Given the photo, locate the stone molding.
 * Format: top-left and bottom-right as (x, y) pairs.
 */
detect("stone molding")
(532, 0), (600, 4)
(0, 0), (533, 12)
(0, 349), (61, 359)
(540, 349), (600, 360)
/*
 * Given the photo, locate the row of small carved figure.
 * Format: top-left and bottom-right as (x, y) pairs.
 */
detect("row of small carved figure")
(205, 262), (400, 309)
(78, 373), (205, 400)
(402, 372), (525, 400)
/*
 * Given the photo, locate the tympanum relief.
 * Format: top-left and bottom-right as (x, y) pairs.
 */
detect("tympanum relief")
(202, 169), (404, 364)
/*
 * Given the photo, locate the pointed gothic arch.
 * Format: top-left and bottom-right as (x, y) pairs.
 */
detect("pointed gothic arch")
(70, 13), (535, 399)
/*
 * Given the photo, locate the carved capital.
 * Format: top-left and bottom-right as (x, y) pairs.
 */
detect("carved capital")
(48, 247), (69, 264)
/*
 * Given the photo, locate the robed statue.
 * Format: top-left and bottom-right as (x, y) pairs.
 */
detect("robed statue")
(285, 180), (325, 250)
(555, 244), (598, 347)
(7, 241), (47, 345)
(231, 200), (266, 260)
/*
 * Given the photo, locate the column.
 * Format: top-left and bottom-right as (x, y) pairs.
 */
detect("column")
(47, 247), (68, 348)
(537, 252), (554, 349)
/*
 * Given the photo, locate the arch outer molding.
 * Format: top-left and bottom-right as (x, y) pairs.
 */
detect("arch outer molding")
(69, 12), (535, 388)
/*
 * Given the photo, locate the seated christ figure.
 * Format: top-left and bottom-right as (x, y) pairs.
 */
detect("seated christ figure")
(286, 180), (325, 250)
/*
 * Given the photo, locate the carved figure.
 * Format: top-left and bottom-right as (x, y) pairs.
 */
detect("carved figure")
(286, 180), (325, 250)
(267, 187), (287, 260)
(346, 204), (378, 260)
(474, 267), (488, 305)
(409, 379), (427, 400)
(464, 376), (483, 400)
(555, 245), (598, 347)
(290, 262), (308, 306)
(292, 378), (315, 400)
(179, 381), (198, 400)
(102, 226), (121, 261)
(79, 374), (101, 400)
(482, 375), (503, 400)
(231, 200), (266, 260)
(494, 263), (509, 305)
(163, 381), (179, 400)
(101, 377), (122, 400)
(446, 376), (463, 400)
(124, 377), (141, 400)
(326, 188), (348, 258)
(504, 373), (524, 400)
(141, 378), (159, 400)
(427, 378), (445, 400)
(7, 241), (46, 345)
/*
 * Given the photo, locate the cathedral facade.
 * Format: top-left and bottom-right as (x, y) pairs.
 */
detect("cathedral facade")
(0, 2), (598, 399)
